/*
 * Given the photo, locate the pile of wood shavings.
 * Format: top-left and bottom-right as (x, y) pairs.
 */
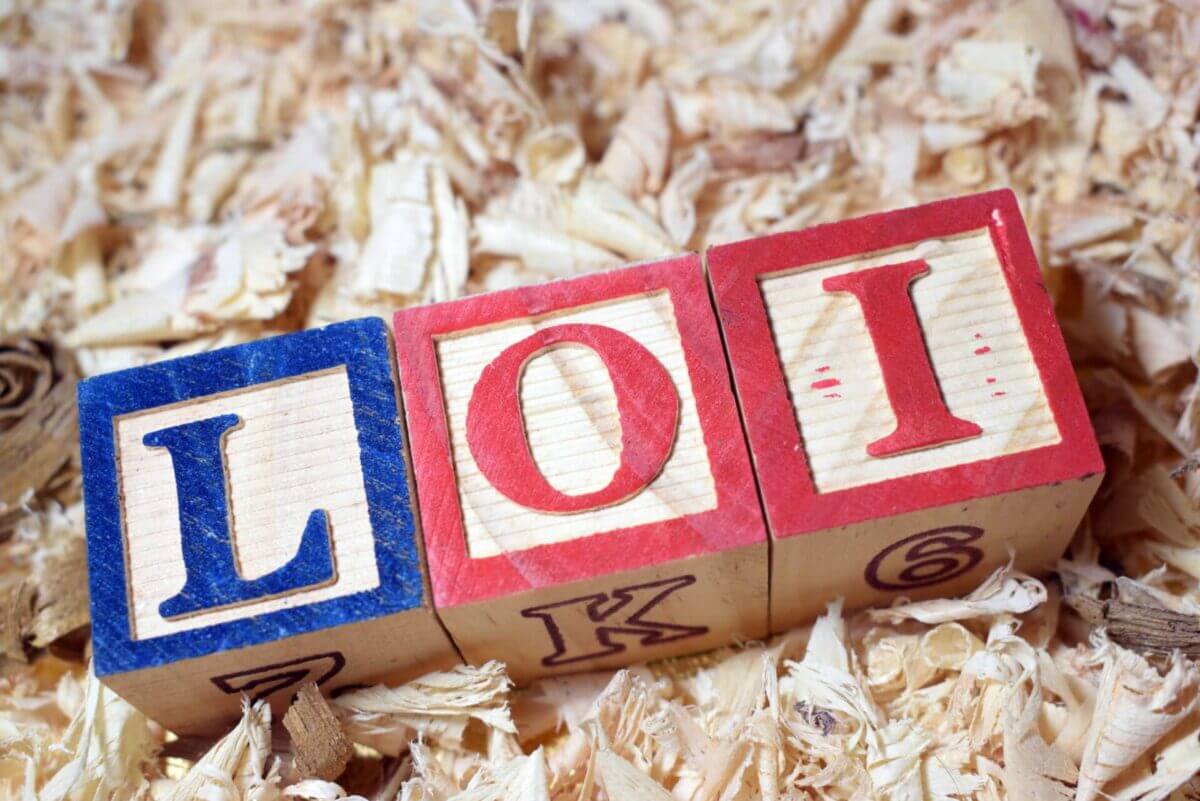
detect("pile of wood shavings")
(3, 0), (1200, 799)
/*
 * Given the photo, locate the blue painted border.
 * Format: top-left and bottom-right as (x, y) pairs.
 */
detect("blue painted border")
(79, 318), (427, 677)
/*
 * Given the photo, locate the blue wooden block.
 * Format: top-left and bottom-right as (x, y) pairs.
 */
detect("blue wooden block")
(79, 317), (459, 733)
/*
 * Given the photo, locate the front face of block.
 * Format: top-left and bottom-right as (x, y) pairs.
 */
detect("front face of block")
(396, 255), (767, 681)
(115, 368), (379, 640)
(79, 318), (458, 731)
(708, 190), (1103, 630)
(756, 229), (1060, 493)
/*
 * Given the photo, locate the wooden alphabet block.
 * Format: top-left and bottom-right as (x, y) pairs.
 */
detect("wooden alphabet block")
(707, 189), (1104, 632)
(394, 255), (768, 682)
(78, 318), (459, 733)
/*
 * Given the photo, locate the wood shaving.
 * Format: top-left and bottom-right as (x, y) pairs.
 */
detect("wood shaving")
(870, 564), (1048, 625)
(1076, 636), (1200, 801)
(4, 0), (1200, 799)
(283, 778), (367, 801)
(1, 504), (89, 665)
(160, 698), (277, 801)
(283, 683), (354, 783)
(15, 666), (157, 801)
(1067, 576), (1200, 657)
(332, 661), (516, 755)
(0, 336), (79, 538)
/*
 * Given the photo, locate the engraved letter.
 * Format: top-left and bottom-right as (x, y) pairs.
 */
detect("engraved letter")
(144, 413), (335, 619)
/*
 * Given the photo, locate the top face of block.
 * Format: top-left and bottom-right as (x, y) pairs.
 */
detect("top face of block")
(708, 189), (1103, 539)
(395, 254), (765, 609)
(79, 317), (427, 677)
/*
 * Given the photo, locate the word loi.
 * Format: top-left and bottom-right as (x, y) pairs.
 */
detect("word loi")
(78, 190), (1103, 730)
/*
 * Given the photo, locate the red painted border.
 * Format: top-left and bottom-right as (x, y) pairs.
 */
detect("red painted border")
(395, 255), (766, 609)
(707, 189), (1103, 541)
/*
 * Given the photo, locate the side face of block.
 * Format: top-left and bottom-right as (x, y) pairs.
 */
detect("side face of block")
(79, 317), (458, 732)
(708, 189), (1104, 631)
(395, 254), (768, 681)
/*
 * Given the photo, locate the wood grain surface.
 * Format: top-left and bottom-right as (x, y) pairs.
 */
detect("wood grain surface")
(435, 291), (717, 557)
(115, 368), (380, 639)
(760, 229), (1060, 492)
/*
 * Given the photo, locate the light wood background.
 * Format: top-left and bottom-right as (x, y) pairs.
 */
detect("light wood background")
(759, 229), (1061, 493)
(434, 291), (718, 558)
(115, 367), (380, 639)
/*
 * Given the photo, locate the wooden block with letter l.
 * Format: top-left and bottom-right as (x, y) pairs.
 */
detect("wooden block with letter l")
(78, 317), (459, 733)
(394, 254), (768, 682)
(707, 189), (1104, 633)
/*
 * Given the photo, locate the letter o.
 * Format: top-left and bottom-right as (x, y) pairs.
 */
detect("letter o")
(465, 323), (680, 513)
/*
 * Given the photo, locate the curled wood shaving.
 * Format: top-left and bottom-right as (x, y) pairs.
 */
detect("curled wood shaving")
(332, 661), (515, 755)
(999, 672), (1078, 801)
(1075, 636), (1200, 801)
(446, 748), (548, 801)
(162, 698), (277, 801)
(598, 80), (670, 198)
(0, 336), (79, 538)
(870, 564), (1047, 625)
(33, 666), (155, 801)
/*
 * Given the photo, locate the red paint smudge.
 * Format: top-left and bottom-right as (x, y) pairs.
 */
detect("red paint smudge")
(823, 393), (842, 399)
(816, 365), (831, 373)
(986, 377), (996, 384)
(974, 346), (992, 355)
(992, 391), (1007, 397)
(974, 332), (983, 340)
(812, 378), (841, 390)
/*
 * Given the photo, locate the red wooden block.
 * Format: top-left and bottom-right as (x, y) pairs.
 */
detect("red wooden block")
(395, 254), (767, 681)
(707, 189), (1103, 632)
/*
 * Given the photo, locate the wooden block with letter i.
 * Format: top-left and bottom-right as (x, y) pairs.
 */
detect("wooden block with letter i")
(395, 255), (768, 682)
(708, 189), (1104, 633)
(78, 318), (458, 733)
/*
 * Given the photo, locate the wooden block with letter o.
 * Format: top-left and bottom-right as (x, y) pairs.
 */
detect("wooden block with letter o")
(395, 255), (768, 682)
(707, 189), (1104, 633)
(78, 318), (458, 733)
